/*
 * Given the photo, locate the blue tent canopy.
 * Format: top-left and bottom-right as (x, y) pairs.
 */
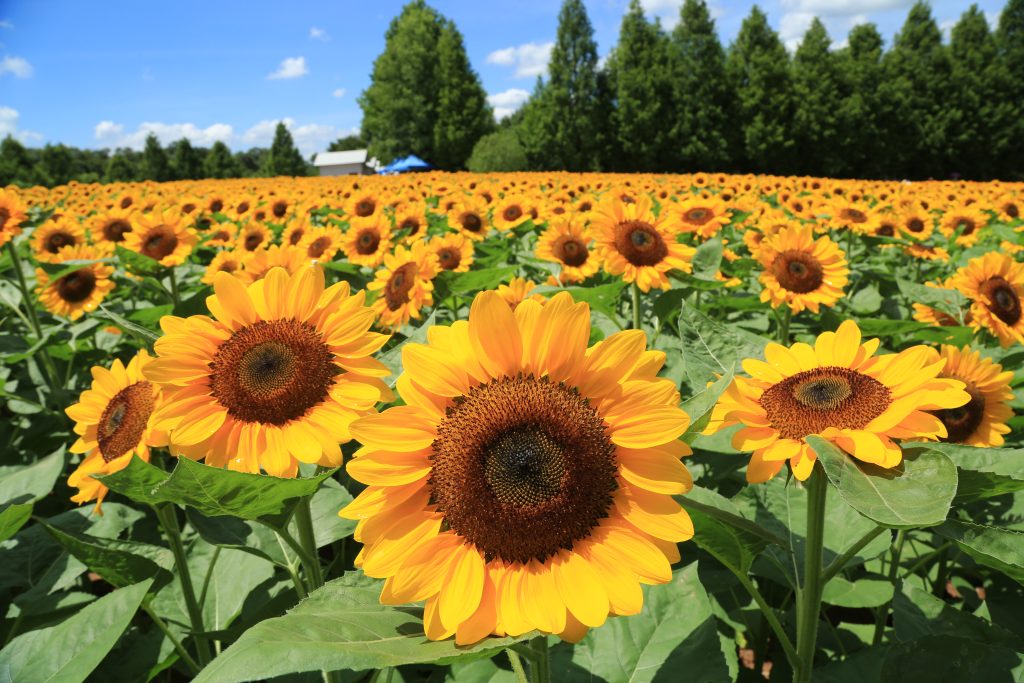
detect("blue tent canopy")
(379, 155), (432, 174)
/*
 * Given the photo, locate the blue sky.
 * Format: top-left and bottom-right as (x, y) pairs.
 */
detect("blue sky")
(0, 0), (1004, 157)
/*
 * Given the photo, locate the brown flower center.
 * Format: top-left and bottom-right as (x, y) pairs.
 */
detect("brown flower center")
(683, 207), (712, 225)
(210, 199), (224, 213)
(45, 231), (76, 253)
(307, 237), (332, 258)
(120, 197), (134, 210)
(460, 213), (483, 233)
(906, 218), (925, 233)
(244, 232), (264, 251)
(955, 218), (976, 235)
(355, 229), (380, 255)
(142, 228), (179, 260)
(877, 223), (895, 237)
(613, 220), (669, 267)
(0, 207), (9, 229)
(400, 217), (421, 235)
(981, 277), (1021, 325)
(355, 199), (375, 217)
(554, 236), (589, 267)
(840, 208), (867, 223)
(56, 268), (97, 303)
(98, 382), (155, 462)
(385, 262), (417, 311)
(103, 220), (132, 242)
(503, 205), (523, 222)
(209, 319), (335, 425)
(933, 382), (985, 443)
(771, 250), (825, 294)
(272, 200), (288, 218)
(760, 367), (892, 440)
(436, 248), (461, 270)
(430, 375), (616, 564)
(288, 228), (305, 245)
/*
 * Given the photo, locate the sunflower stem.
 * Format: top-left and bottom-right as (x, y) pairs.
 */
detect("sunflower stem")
(5, 241), (63, 404)
(631, 281), (641, 331)
(735, 573), (799, 672)
(295, 495), (325, 589)
(142, 601), (200, 675)
(506, 648), (530, 683)
(168, 266), (181, 308)
(794, 465), (827, 683)
(777, 306), (792, 344)
(155, 504), (212, 667)
(530, 636), (551, 683)
(821, 525), (886, 584)
(872, 529), (907, 646)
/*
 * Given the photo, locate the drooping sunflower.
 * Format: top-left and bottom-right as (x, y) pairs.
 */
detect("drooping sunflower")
(950, 252), (1024, 347)
(124, 210), (198, 267)
(32, 217), (86, 263)
(756, 223), (849, 314)
(925, 345), (1014, 447)
(368, 241), (438, 330)
(705, 320), (970, 482)
(0, 188), (28, 249)
(673, 196), (731, 238)
(242, 243), (310, 281)
(590, 196), (695, 292)
(90, 207), (136, 247)
(299, 224), (345, 261)
(447, 196), (491, 241)
(343, 216), (393, 267)
(536, 218), (600, 284)
(35, 244), (116, 320)
(428, 233), (474, 273)
(66, 350), (168, 513)
(342, 291), (694, 644)
(145, 265), (389, 476)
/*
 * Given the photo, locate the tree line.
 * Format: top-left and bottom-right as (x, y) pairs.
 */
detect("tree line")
(0, 122), (314, 187)
(365, 0), (1024, 181)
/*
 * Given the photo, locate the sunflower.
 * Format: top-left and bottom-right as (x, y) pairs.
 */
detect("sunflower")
(447, 196), (491, 241)
(242, 244), (310, 281)
(236, 222), (272, 253)
(0, 188), (28, 249)
(756, 223), (848, 314)
(940, 203), (988, 247)
(394, 201), (427, 241)
(66, 350), (168, 513)
(368, 241), (438, 330)
(925, 345), (1014, 447)
(492, 194), (531, 232)
(705, 320), (970, 482)
(202, 222), (239, 248)
(35, 244), (116, 320)
(827, 198), (879, 235)
(536, 218), (600, 284)
(341, 291), (693, 644)
(299, 224), (345, 261)
(897, 205), (934, 241)
(345, 191), (381, 220)
(144, 265), (389, 476)
(674, 196), (731, 238)
(343, 216), (392, 268)
(90, 207), (136, 247)
(203, 250), (251, 285)
(950, 252), (1024, 347)
(590, 196), (695, 292)
(496, 277), (546, 308)
(32, 217), (86, 263)
(904, 243), (950, 262)
(282, 219), (310, 247)
(428, 233), (473, 273)
(124, 210), (197, 267)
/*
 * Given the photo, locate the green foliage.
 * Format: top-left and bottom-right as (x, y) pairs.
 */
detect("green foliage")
(792, 19), (844, 177)
(140, 133), (172, 182)
(203, 140), (240, 179)
(466, 128), (529, 172)
(261, 123), (308, 177)
(327, 134), (367, 152)
(169, 137), (204, 180)
(432, 20), (495, 170)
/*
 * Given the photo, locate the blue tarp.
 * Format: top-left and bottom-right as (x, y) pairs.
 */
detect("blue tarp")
(379, 155), (432, 174)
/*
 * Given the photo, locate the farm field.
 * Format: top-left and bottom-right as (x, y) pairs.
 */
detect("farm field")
(0, 171), (1023, 682)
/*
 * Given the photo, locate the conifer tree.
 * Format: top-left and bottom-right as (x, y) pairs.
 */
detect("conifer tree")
(835, 23), (885, 178)
(169, 137), (203, 180)
(791, 19), (842, 177)
(948, 6), (999, 179)
(105, 150), (137, 183)
(994, 0), (1024, 179)
(140, 134), (171, 182)
(203, 141), (239, 179)
(262, 123), (307, 177)
(432, 20), (494, 170)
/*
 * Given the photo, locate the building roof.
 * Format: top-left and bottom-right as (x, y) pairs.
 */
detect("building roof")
(313, 149), (368, 167)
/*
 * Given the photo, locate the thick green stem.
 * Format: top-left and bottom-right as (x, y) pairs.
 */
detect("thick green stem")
(631, 281), (641, 331)
(777, 306), (792, 344)
(142, 602), (200, 675)
(6, 242), (62, 402)
(531, 635), (551, 683)
(155, 504), (212, 666)
(168, 267), (181, 308)
(507, 648), (530, 683)
(873, 529), (907, 645)
(295, 495), (324, 589)
(794, 466), (827, 683)
(821, 525), (887, 584)
(735, 573), (799, 672)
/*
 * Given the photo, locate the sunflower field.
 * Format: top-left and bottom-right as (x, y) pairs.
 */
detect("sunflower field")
(1, 173), (1023, 683)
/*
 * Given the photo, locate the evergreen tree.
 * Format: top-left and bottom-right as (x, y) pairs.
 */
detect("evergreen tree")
(105, 149), (137, 182)
(835, 23), (885, 178)
(669, 0), (734, 171)
(38, 144), (74, 186)
(432, 19), (494, 169)
(328, 134), (367, 152)
(169, 137), (203, 180)
(545, 0), (604, 170)
(994, 0), (1024, 179)
(725, 6), (794, 173)
(0, 135), (35, 186)
(262, 123), (307, 177)
(947, 6), (999, 179)
(360, 0), (444, 164)
(611, 1), (673, 172)
(140, 134), (171, 181)
(516, 77), (558, 170)
(203, 141), (239, 179)
(879, 2), (952, 178)
(791, 19), (843, 176)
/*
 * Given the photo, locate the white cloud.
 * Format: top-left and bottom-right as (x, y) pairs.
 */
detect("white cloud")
(780, 12), (815, 51)
(267, 56), (308, 80)
(310, 27), (329, 41)
(0, 20), (13, 29)
(241, 118), (342, 156)
(486, 42), (553, 79)
(641, 0), (682, 29)
(488, 88), (530, 120)
(0, 56), (32, 78)
(0, 107), (42, 144)
(332, 87), (346, 98)
(780, 0), (912, 16)
(94, 120), (234, 149)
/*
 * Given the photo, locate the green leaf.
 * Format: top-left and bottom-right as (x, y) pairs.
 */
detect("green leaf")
(0, 578), (153, 683)
(535, 280), (626, 322)
(896, 279), (969, 322)
(681, 366), (734, 438)
(127, 303), (174, 327)
(923, 443), (1024, 503)
(676, 299), (768, 388)
(186, 510), (288, 566)
(691, 237), (724, 278)
(115, 244), (162, 276)
(96, 304), (160, 343)
(893, 582), (1023, 649)
(811, 438), (958, 529)
(0, 447), (64, 505)
(37, 258), (113, 285)
(881, 634), (1024, 682)
(549, 563), (733, 683)
(42, 522), (173, 590)
(821, 577), (893, 608)
(678, 486), (785, 575)
(193, 574), (532, 682)
(849, 284), (882, 315)
(438, 266), (518, 296)
(0, 503), (32, 542)
(934, 520), (1024, 585)
(97, 456), (335, 524)
(289, 478), (354, 548)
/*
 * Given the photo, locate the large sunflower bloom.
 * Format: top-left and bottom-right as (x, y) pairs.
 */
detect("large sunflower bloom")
(91, 207), (136, 246)
(368, 241), (438, 330)
(0, 188), (28, 249)
(66, 350), (168, 513)
(591, 196), (695, 292)
(447, 196), (491, 241)
(926, 345), (1013, 447)
(32, 217), (86, 263)
(428, 233), (474, 273)
(950, 252), (1024, 347)
(940, 203), (988, 247)
(343, 216), (392, 268)
(536, 217), (600, 284)
(705, 320), (970, 483)
(144, 265), (389, 477)
(124, 210), (197, 267)
(757, 224), (848, 314)
(35, 244), (116, 320)
(342, 291), (694, 644)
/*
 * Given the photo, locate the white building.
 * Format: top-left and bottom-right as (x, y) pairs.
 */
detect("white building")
(313, 149), (373, 176)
